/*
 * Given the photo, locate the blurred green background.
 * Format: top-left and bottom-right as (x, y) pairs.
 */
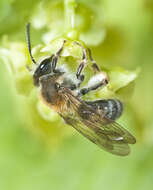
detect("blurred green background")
(0, 0), (153, 190)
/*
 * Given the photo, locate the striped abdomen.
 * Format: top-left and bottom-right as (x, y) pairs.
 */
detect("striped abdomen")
(85, 99), (123, 121)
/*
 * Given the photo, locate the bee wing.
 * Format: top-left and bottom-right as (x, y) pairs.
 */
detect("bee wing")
(62, 115), (130, 156)
(61, 89), (136, 156)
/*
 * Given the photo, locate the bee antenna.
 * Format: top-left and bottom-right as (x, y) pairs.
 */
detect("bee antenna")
(26, 23), (36, 64)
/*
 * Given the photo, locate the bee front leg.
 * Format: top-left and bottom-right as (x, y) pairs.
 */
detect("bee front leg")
(51, 40), (66, 71)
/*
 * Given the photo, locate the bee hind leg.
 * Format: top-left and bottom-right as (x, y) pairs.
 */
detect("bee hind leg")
(78, 71), (109, 97)
(77, 48), (109, 97)
(88, 48), (101, 74)
(77, 77), (108, 96)
(74, 42), (88, 82)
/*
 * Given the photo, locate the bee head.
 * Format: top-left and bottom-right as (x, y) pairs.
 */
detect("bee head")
(26, 23), (64, 87)
(26, 23), (54, 86)
(33, 57), (53, 86)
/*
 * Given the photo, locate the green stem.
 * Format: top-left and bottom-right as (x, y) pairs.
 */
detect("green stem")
(64, 0), (76, 29)
(64, 0), (78, 40)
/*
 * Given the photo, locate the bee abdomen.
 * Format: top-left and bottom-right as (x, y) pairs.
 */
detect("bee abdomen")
(85, 99), (123, 120)
(104, 99), (123, 120)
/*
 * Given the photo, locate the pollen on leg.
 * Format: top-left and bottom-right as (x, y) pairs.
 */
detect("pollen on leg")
(87, 72), (109, 87)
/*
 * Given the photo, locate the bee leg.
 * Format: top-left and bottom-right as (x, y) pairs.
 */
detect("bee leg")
(77, 48), (109, 96)
(77, 74), (85, 88)
(88, 48), (101, 74)
(74, 42), (88, 81)
(78, 70), (109, 97)
(78, 77), (108, 96)
(51, 40), (66, 71)
(62, 73), (85, 91)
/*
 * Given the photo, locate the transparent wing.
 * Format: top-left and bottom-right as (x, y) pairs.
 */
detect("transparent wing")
(60, 88), (136, 156)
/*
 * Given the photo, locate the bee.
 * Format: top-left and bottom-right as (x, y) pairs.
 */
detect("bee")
(26, 23), (136, 156)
